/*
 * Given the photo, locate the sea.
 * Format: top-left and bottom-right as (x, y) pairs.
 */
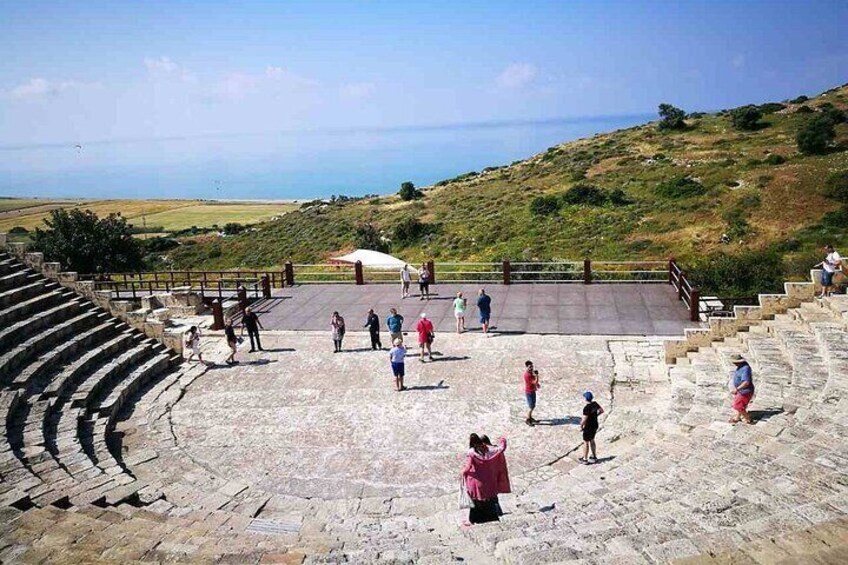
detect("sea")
(0, 114), (651, 200)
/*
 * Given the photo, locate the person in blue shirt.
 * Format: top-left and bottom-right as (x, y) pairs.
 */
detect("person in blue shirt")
(477, 289), (492, 336)
(729, 354), (754, 424)
(387, 308), (404, 343)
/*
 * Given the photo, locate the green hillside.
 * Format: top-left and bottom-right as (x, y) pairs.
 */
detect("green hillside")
(164, 83), (848, 293)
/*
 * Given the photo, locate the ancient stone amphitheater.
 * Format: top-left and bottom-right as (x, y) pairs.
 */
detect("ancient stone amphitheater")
(1, 247), (847, 564)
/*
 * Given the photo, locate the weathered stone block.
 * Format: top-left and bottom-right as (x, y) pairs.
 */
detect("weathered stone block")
(41, 262), (61, 278)
(57, 271), (79, 284)
(24, 252), (44, 269)
(8, 242), (27, 257)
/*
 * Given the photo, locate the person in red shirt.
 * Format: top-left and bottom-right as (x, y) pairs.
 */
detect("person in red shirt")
(523, 360), (539, 426)
(416, 312), (435, 361)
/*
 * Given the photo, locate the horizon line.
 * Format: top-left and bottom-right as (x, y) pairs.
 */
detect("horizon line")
(0, 112), (656, 152)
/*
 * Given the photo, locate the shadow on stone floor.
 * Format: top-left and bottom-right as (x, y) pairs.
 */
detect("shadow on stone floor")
(534, 416), (581, 427)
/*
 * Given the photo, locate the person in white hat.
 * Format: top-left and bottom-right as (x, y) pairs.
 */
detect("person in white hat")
(415, 312), (435, 361)
(729, 353), (754, 424)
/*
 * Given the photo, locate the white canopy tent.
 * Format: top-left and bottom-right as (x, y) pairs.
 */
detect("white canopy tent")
(331, 249), (418, 273)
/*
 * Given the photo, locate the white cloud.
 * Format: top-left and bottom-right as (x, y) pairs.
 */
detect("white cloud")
(7, 77), (88, 100)
(496, 63), (537, 89)
(144, 56), (180, 74)
(340, 82), (376, 100)
(265, 66), (317, 88)
(731, 55), (745, 69)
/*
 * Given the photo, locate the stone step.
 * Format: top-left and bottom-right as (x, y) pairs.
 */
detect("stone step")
(0, 287), (66, 329)
(0, 299), (84, 357)
(40, 330), (141, 400)
(9, 318), (123, 390)
(0, 268), (34, 292)
(0, 308), (104, 387)
(0, 278), (46, 310)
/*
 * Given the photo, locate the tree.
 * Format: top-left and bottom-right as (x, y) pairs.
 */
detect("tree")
(729, 105), (763, 131)
(796, 114), (836, 155)
(32, 208), (144, 273)
(398, 181), (423, 201)
(393, 217), (433, 244)
(657, 103), (686, 130)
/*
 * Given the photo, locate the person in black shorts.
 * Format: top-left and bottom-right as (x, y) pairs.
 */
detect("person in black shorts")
(579, 391), (604, 464)
(418, 263), (431, 300)
(241, 307), (264, 352)
(224, 318), (238, 365)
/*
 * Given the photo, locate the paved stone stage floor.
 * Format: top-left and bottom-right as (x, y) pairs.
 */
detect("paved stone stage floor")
(152, 332), (663, 502)
(254, 283), (696, 336)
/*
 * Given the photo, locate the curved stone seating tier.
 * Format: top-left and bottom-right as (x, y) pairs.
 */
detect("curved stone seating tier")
(0, 299), (84, 357)
(0, 280), (49, 311)
(0, 288), (66, 329)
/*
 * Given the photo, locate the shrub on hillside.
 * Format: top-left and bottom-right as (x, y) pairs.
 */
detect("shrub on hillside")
(689, 250), (785, 297)
(729, 105), (763, 131)
(764, 154), (786, 165)
(8, 226), (28, 234)
(562, 183), (607, 205)
(608, 188), (632, 206)
(398, 181), (423, 201)
(223, 222), (245, 235)
(795, 105), (814, 114)
(142, 236), (179, 253)
(818, 103), (847, 124)
(796, 114), (836, 154)
(655, 177), (706, 199)
(393, 217), (434, 245)
(32, 208), (144, 273)
(825, 170), (848, 205)
(657, 103), (687, 130)
(529, 195), (562, 216)
(758, 102), (786, 114)
(721, 207), (751, 239)
(354, 222), (389, 253)
(790, 95), (809, 104)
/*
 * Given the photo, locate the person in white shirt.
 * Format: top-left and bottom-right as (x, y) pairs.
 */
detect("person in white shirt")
(815, 244), (843, 297)
(400, 265), (412, 299)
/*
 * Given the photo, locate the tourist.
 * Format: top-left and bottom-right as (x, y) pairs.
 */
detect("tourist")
(240, 306), (264, 352)
(578, 391), (604, 464)
(184, 326), (203, 364)
(389, 338), (407, 391)
(224, 318), (238, 365)
(477, 289), (492, 336)
(815, 244), (843, 298)
(387, 308), (404, 343)
(401, 264), (412, 299)
(481, 435), (509, 516)
(461, 434), (509, 525)
(364, 308), (382, 350)
(523, 361), (539, 426)
(416, 312), (435, 361)
(419, 263), (431, 300)
(331, 311), (346, 353)
(729, 354), (754, 424)
(454, 291), (467, 334)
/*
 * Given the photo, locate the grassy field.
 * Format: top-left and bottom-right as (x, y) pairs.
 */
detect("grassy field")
(140, 203), (297, 231)
(0, 199), (296, 232)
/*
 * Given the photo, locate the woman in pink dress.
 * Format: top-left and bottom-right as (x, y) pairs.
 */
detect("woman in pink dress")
(461, 434), (510, 524)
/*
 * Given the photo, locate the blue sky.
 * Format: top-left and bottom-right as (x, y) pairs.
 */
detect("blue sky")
(1, 0), (847, 147)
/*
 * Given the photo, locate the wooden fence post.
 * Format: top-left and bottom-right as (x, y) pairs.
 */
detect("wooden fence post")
(261, 275), (271, 298)
(427, 260), (435, 284)
(690, 287), (700, 322)
(583, 259), (592, 284)
(502, 258), (511, 285)
(211, 300), (224, 330)
(284, 261), (295, 286)
(354, 261), (364, 285)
